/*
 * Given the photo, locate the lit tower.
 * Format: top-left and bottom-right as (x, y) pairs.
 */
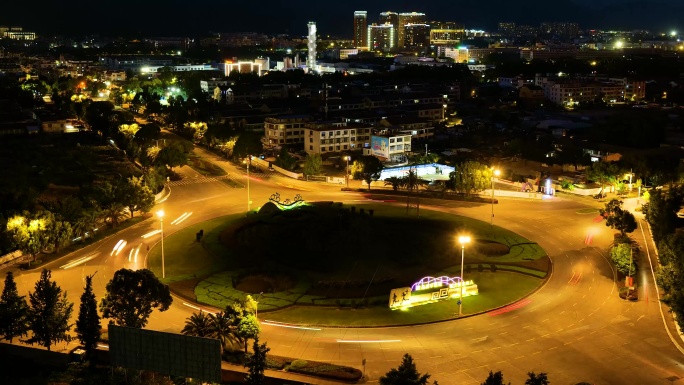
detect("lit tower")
(354, 11), (368, 49)
(307, 22), (317, 73)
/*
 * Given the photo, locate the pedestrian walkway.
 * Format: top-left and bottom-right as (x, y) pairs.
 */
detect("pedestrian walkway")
(168, 175), (240, 186)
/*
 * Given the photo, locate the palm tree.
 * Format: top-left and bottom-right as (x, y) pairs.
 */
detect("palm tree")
(384, 176), (404, 191)
(182, 311), (213, 338)
(103, 202), (125, 227)
(210, 311), (237, 353)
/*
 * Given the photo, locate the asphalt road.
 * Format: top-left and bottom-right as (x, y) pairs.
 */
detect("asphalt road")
(7, 148), (684, 385)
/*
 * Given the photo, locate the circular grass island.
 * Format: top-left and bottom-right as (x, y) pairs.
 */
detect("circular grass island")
(148, 201), (550, 327)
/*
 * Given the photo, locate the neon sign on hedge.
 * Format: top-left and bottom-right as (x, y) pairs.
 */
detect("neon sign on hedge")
(411, 276), (474, 292)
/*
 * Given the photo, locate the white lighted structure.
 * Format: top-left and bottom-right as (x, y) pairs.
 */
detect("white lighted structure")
(389, 275), (478, 309)
(307, 22), (317, 73)
(222, 61), (263, 77)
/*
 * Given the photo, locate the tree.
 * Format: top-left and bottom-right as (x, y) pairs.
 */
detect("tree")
(24, 269), (73, 351)
(587, 161), (620, 194)
(600, 199), (637, 236)
(49, 220), (73, 253)
(525, 372), (550, 385)
(608, 209), (637, 236)
(135, 123), (161, 142)
(119, 176), (155, 218)
(156, 142), (188, 170)
(481, 371), (510, 385)
(233, 132), (263, 160)
(236, 315), (260, 353)
(384, 176), (404, 191)
(449, 161), (492, 195)
(303, 153), (323, 176)
(182, 311), (214, 338)
(6, 212), (52, 262)
(0, 272), (30, 343)
(380, 354), (435, 385)
(610, 243), (635, 276)
(210, 311), (236, 353)
(100, 269), (172, 328)
(244, 337), (270, 385)
(352, 156), (384, 191)
(274, 147), (297, 171)
(75, 274), (101, 359)
(644, 188), (684, 244)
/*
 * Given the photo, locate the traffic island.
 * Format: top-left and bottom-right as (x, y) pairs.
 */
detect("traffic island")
(149, 199), (550, 327)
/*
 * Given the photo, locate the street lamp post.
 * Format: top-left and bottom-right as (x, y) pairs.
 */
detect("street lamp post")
(244, 156), (252, 211)
(344, 156), (351, 189)
(458, 235), (471, 317)
(157, 210), (165, 279)
(491, 169), (500, 226)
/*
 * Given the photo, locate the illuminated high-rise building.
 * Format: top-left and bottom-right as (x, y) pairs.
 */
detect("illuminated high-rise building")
(379, 12), (399, 47)
(429, 21), (465, 46)
(307, 22), (317, 73)
(353, 11), (368, 49)
(404, 24), (431, 48)
(398, 12), (426, 48)
(368, 23), (395, 53)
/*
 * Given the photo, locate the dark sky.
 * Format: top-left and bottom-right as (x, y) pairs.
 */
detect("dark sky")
(1, 0), (682, 37)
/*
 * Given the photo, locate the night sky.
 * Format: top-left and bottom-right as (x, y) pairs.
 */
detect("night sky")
(2, 0), (682, 37)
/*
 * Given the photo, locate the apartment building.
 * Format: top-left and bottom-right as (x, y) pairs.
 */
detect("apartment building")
(304, 120), (373, 155)
(264, 115), (312, 148)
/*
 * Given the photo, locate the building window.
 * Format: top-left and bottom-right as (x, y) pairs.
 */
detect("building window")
(309, 138), (313, 143)
(344, 145), (348, 150)
(396, 137), (402, 142)
(310, 145), (313, 150)
(390, 138), (395, 143)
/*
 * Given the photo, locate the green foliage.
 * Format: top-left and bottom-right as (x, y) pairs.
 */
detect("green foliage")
(100, 269), (172, 328)
(525, 372), (550, 385)
(75, 274), (101, 358)
(303, 153), (323, 176)
(289, 359), (308, 370)
(156, 142), (189, 170)
(233, 132), (263, 160)
(600, 199), (637, 236)
(384, 176), (404, 191)
(24, 269), (74, 351)
(610, 243), (635, 276)
(481, 370), (510, 385)
(244, 337), (270, 385)
(275, 147), (297, 171)
(352, 156), (384, 191)
(6, 211), (52, 259)
(449, 161), (492, 195)
(644, 188), (683, 243)
(0, 272), (30, 343)
(559, 179), (575, 190)
(119, 176), (155, 218)
(182, 311), (214, 338)
(380, 354), (435, 385)
(587, 161), (620, 191)
(237, 315), (260, 353)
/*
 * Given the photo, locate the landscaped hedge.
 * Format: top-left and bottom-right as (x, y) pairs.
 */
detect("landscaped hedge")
(222, 351), (362, 382)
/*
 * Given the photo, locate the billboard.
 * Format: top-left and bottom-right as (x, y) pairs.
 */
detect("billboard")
(371, 136), (389, 158)
(109, 325), (221, 383)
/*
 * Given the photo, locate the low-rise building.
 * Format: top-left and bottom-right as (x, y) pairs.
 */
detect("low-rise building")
(304, 120), (373, 155)
(264, 115), (312, 147)
(364, 133), (413, 162)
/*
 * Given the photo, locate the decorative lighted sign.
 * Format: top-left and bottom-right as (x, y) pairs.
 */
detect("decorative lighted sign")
(389, 275), (478, 309)
(269, 193), (305, 210)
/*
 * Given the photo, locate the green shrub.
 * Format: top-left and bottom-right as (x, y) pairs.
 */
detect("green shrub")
(490, 264), (497, 272)
(560, 179), (575, 190)
(478, 264), (484, 272)
(289, 360), (308, 370)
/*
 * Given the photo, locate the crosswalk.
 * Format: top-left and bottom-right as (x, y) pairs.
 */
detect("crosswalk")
(168, 175), (239, 186)
(168, 171), (274, 187)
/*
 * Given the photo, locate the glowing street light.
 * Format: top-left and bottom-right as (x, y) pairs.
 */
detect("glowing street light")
(344, 156), (351, 188)
(457, 235), (471, 317)
(157, 210), (165, 279)
(491, 168), (501, 226)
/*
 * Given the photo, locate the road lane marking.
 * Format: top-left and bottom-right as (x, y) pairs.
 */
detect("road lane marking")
(262, 321), (321, 331)
(60, 253), (98, 269)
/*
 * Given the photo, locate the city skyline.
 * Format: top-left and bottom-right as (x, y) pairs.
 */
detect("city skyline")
(1, 0), (683, 37)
